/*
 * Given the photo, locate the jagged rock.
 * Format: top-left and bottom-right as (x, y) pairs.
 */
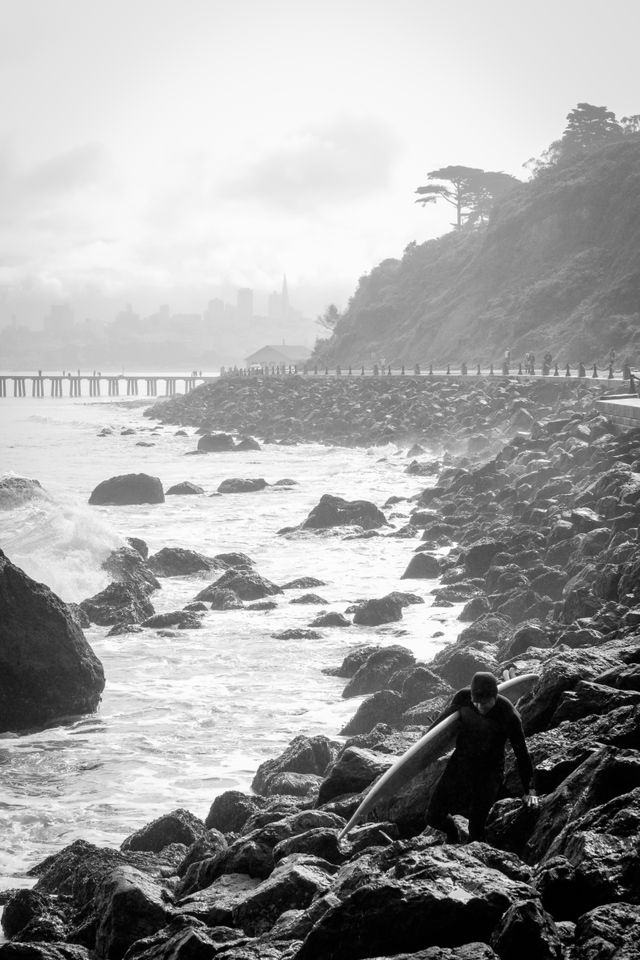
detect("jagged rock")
(195, 571), (282, 602)
(218, 478), (269, 493)
(101, 547), (160, 592)
(121, 809), (205, 853)
(459, 596), (491, 621)
(126, 537), (149, 559)
(401, 553), (441, 579)
(206, 588), (244, 610)
(340, 690), (405, 735)
(281, 577), (326, 590)
(271, 629), (321, 640)
(141, 611), (202, 629)
(230, 856), (334, 936)
(272, 829), (344, 866)
(175, 829), (228, 896)
(550, 679), (640, 726)
(490, 898), (563, 960)
(88, 474), (164, 505)
(463, 539), (505, 576)
(352, 595), (403, 626)
(399, 667), (454, 707)
(323, 644), (381, 678)
(309, 612), (351, 627)
(573, 902), (640, 960)
(295, 840), (534, 960)
(317, 747), (393, 805)
(177, 873), (261, 926)
(252, 736), (338, 795)
(236, 437), (261, 451)
(205, 792), (267, 834)
(289, 594), (328, 605)
(0, 551), (105, 733)
(301, 494), (387, 531)
(146, 547), (218, 576)
(166, 482), (204, 495)
(197, 433), (235, 452)
(342, 645), (415, 697)
(213, 552), (254, 569)
(80, 582), (155, 627)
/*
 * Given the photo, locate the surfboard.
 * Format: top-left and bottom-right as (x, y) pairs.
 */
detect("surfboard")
(337, 672), (538, 840)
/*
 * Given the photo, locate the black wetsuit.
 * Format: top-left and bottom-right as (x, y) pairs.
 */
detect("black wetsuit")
(425, 690), (534, 842)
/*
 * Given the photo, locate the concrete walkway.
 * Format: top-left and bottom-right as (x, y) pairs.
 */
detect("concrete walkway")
(596, 394), (640, 430)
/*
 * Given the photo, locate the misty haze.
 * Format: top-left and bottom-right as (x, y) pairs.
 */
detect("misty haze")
(1, 3), (640, 959)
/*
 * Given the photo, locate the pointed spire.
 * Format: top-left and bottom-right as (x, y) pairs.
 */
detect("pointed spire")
(281, 274), (289, 310)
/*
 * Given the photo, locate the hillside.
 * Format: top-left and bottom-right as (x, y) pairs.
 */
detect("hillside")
(315, 139), (640, 367)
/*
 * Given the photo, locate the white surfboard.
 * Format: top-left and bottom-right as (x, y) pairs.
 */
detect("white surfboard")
(337, 672), (537, 840)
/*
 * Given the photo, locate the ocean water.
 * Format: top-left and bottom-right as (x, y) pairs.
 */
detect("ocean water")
(0, 389), (464, 894)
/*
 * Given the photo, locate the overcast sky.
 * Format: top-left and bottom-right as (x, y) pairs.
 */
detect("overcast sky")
(1, 0), (639, 324)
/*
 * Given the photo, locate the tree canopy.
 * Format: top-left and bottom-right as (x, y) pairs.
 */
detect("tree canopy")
(415, 166), (519, 228)
(528, 102), (639, 174)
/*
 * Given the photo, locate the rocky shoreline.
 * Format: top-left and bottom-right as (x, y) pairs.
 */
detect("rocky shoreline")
(2, 376), (640, 959)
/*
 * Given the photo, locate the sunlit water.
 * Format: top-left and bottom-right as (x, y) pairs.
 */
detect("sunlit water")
(0, 391), (464, 895)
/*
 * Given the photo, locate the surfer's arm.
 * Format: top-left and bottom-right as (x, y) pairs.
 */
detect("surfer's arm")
(507, 714), (535, 794)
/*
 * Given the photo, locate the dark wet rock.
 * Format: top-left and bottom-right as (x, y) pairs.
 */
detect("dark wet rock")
(259, 772), (322, 798)
(205, 792), (267, 834)
(197, 433), (235, 452)
(0, 475), (46, 507)
(126, 537), (149, 559)
(463, 539), (505, 576)
(177, 873), (261, 926)
(183, 601), (208, 612)
(322, 644), (381, 678)
(218, 478), (268, 494)
(401, 553), (441, 579)
(88, 474), (164, 505)
(121, 809), (205, 853)
(67, 603), (91, 629)
(289, 594), (328, 605)
(232, 856), (334, 936)
(402, 694), (453, 726)
(0, 946), (91, 960)
(252, 736), (338, 795)
(0, 551), (105, 733)
(281, 577), (326, 590)
(1, 888), (68, 941)
(147, 547), (218, 577)
(101, 547), (160, 592)
(385, 591), (425, 608)
(343, 645), (415, 697)
(206, 588), (244, 610)
(195, 571), (282, 602)
(431, 640), (501, 689)
(490, 898), (563, 960)
(501, 622), (551, 659)
(573, 901), (640, 960)
(398, 667), (454, 707)
(274, 478), (298, 486)
(340, 690), (405, 735)
(213, 552), (254, 569)
(317, 747), (393, 805)
(271, 629), (321, 640)
(105, 623), (144, 636)
(518, 648), (624, 734)
(550, 679), (640, 726)
(80, 581), (155, 627)
(459, 596), (491, 621)
(141, 610), (202, 630)
(352, 595), (404, 627)
(295, 840), (534, 960)
(301, 494), (387, 531)
(235, 437), (261, 451)
(309, 612), (350, 627)
(165, 482), (204, 495)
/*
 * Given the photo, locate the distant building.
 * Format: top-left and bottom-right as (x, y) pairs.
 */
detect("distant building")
(245, 344), (312, 367)
(268, 275), (292, 321)
(43, 303), (75, 335)
(237, 288), (254, 319)
(205, 298), (225, 322)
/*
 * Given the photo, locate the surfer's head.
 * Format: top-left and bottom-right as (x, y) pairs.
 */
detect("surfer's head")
(470, 672), (498, 715)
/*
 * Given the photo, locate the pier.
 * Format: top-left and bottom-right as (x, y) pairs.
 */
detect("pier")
(0, 373), (205, 399)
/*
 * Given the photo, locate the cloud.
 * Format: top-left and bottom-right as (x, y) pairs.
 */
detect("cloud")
(222, 116), (399, 211)
(25, 142), (110, 196)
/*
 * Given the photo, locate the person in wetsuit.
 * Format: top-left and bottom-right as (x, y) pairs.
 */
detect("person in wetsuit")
(425, 671), (538, 843)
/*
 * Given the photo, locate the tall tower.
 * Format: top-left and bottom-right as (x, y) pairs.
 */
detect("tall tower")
(281, 275), (290, 319)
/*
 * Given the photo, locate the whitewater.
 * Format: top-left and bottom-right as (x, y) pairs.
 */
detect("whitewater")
(0, 389), (464, 897)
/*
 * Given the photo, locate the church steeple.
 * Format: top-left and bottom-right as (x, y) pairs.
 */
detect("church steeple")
(281, 274), (289, 314)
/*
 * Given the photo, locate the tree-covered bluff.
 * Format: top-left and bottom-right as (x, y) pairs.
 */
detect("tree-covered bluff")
(315, 138), (640, 367)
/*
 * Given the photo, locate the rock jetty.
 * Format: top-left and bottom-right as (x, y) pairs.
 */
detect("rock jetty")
(4, 377), (640, 958)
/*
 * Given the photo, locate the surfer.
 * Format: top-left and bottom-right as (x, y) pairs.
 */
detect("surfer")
(425, 671), (538, 843)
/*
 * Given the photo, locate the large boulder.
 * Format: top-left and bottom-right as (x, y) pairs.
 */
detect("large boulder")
(252, 735), (338, 795)
(342, 645), (415, 697)
(0, 551), (105, 733)
(218, 478), (268, 493)
(317, 747), (393, 805)
(352, 596), (404, 627)
(197, 433), (235, 452)
(146, 547), (219, 577)
(195, 570), (283, 602)
(80, 581), (154, 626)
(88, 474), (164, 505)
(120, 809), (205, 853)
(302, 494), (387, 531)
